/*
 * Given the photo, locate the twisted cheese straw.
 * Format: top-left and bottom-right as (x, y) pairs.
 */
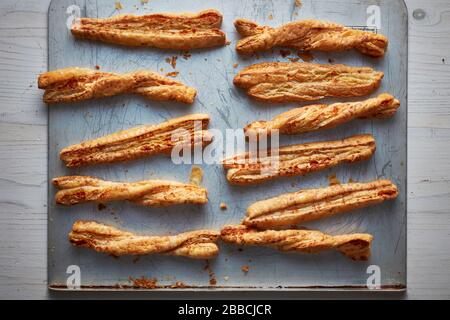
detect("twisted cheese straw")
(223, 134), (376, 185)
(235, 18), (388, 57)
(233, 62), (384, 103)
(59, 113), (211, 167)
(221, 225), (373, 261)
(53, 176), (208, 207)
(70, 221), (219, 259)
(71, 9), (226, 50)
(244, 180), (398, 228)
(244, 94), (400, 138)
(38, 67), (197, 104)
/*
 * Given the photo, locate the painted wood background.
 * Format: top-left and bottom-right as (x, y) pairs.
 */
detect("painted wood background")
(0, 0), (449, 299)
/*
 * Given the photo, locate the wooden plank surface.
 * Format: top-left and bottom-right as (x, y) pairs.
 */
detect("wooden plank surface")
(0, 0), (449, 299)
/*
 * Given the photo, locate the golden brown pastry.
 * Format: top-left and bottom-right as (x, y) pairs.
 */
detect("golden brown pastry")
(53, 176), (208, 207)
(234, 18), (388, 57)
(70, 220), (219, 259)
(60, 113), (211, 167)
(233, 62), (383, 103)
(71, 9), (226, 50)
(221, 225), (373, 261)
(244, 180), (398, 228)
(223, 134), (375, 185)
(38, 67), (196, 104)
(244, 94), (400, 137)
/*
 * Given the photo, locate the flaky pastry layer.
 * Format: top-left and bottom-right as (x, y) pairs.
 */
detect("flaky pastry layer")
(69, 221), (219, 259)
(244, 180), (398, 228)
(234, 18), (388, 57)
(53, 175), (208, 207)
(221, 225), (373, 261)
(71, 9), (226, 50)
(233, 62), (384, 103)
(222, 134), (375, 185)
(244, 94), (400, 137)
(60, 113), (211, 167)
(38, 67), (197, 104)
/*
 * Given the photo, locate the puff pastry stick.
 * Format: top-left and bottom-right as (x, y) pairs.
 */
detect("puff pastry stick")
(244, 180), (398, 228)
(53, 176), (208, 207)
(60, 113), (210, 167)
(38, 67), (197, 104)
(221, 225), (373, 261)
(223, 134), (375, 185)
(233, 62), (383, 103)
(70, 221), (219, 259)
(234, 18), (388, 57)
(245, 94), (400, 137)
(71, 9), (226, 50)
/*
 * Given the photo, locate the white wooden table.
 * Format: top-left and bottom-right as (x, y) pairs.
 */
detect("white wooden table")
(0, 0), (449, 299)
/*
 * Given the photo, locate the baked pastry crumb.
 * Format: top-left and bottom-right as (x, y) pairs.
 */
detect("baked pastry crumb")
(328, 174), (341, 186)
(166, 56), (177, 69)
(114, 1), (122, 10)
(189, 166), (203, 186)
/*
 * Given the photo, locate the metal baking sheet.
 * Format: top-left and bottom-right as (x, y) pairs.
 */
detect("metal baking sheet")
(48, 0), (407, 290)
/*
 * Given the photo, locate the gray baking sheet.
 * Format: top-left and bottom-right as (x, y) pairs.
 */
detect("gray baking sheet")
(48, 0), (407, 290)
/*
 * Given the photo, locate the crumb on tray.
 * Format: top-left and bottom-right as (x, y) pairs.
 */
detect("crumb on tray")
(165, 56), (177, 69)
(114, 1), (123, 10)
(297, 51), (314, 62)
(182, 51), (192, 60)
(189, 166), (203, 186)
(130, 277), (158, 289)
(328, 174), (341, 186)
(165, 71), (179, 77)
(171, 281), (187, 288)
(279, 49), (291, 58)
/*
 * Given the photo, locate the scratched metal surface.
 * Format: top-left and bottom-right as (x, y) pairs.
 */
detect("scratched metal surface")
(48, 0), (407, 290)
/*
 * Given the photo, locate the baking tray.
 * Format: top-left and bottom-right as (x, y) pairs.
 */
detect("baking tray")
(48, 0), (407, 291)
